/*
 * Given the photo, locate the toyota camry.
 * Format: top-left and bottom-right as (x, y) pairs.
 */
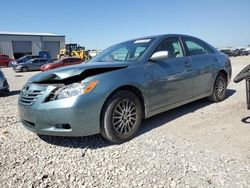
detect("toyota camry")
(18, 34), (232, 143)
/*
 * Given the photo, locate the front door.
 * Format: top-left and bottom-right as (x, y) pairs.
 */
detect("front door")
(146, 37), (193, 111)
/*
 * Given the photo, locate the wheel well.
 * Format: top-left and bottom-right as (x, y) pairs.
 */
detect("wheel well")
(218, 70), (228, 84)
(103, 85), (146, 119)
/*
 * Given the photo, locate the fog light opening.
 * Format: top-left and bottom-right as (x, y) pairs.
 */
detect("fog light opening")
(56, 124), (71, 130)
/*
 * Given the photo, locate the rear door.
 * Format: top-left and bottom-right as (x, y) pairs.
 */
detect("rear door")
(182, 37), (218, 96)
(28, 60), (38, 70)
(146, 37), (193, 111)
(38, 59), (50, 70)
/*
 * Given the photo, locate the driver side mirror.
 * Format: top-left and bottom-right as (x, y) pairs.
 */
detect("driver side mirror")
(150, 51), (169, 62)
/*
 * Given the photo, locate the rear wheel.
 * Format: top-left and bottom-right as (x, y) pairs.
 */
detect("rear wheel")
(101, 90), (142, 143)
(208, 73), (227, 102)
(21, 67), (28, 72)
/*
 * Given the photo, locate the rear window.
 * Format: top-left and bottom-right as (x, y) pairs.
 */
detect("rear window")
(39, 59), (48, 63)
(70, 58), (81, 62)
(184, 37), (214, 56)
(0, 55), (9, 59)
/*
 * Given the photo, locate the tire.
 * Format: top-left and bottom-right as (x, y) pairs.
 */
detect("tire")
(208, 73), (227, 102)
(21, 67), (28, 72)
(60, 54), (66, 59)
(101, 90), (142, 143)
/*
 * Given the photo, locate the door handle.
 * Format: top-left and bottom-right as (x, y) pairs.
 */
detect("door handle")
(184, 62), (191, 68)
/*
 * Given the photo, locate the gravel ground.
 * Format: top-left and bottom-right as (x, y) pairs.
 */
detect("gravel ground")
(0, 57), (250, 188)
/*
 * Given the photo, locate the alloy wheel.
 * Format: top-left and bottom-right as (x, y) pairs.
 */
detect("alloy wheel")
(215, 77), (226, 98)
(112, 99), (137, 135)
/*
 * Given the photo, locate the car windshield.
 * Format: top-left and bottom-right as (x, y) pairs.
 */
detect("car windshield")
(17, 56), (29, 63)
(90, 38), (154, 63)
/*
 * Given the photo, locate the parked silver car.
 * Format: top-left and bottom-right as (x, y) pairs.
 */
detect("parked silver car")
(0, 69), (9, 92)
(13, 58), (53, 72)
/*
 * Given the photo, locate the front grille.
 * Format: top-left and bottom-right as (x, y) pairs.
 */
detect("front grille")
(20, 90), (42, 105)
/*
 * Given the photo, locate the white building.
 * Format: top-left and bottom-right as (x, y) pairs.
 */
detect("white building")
(0, 32), (65, 59)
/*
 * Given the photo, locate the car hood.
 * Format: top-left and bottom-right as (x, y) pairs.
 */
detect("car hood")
(29, 61), (129, 83)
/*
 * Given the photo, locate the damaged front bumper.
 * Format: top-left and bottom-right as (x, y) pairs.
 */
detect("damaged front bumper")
(18, 83), (104, 137)
(18, 61), (129, 137)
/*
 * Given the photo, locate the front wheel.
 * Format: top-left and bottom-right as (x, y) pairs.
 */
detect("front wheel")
(208, 73), (227, 102)
(101, 90), (142, 143)
(21, 67), (28, 72)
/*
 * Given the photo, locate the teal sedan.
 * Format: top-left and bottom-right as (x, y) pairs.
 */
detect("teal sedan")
(18, 34), (232, 143)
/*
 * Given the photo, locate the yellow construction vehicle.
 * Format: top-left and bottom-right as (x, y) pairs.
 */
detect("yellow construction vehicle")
(58, 43), (90, 60)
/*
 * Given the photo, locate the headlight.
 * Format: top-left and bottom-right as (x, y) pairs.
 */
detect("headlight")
(55, 80), (98, 100)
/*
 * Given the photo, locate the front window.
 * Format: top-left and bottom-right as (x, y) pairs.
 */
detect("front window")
(154, 37), (184, 59)
(90, 38), (154, 63)
(17, 56), (29, 63)
(32, 60), (39, 64)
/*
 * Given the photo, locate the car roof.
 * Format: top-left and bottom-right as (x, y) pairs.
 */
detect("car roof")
(119, 34), (206, 45)
(130, 34), (198, 40)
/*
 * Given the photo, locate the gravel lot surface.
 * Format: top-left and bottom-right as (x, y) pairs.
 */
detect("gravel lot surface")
(0, 57), (250, 188)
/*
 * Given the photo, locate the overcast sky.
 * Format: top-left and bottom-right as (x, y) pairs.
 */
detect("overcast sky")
(1, 0), (250, 49)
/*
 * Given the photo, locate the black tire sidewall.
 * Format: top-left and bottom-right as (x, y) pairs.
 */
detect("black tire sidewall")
(60, 55), (65, 59)
(21, 67), (28, 72)
(213, 74), (227, 102)
(101, 90), (142, 143)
